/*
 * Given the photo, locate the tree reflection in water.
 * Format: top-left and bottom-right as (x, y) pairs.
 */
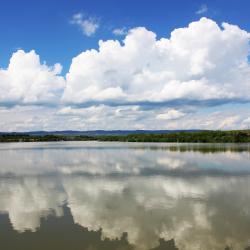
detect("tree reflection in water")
(1, 142), (250, 249)
(0, 206), (180, 250)
(1, 205), (250, 250)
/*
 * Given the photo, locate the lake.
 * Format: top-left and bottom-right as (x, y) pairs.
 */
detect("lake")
(0, 141), (250, 250)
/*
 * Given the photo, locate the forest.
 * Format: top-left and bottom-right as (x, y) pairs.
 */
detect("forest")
(1, 130), (250, 143)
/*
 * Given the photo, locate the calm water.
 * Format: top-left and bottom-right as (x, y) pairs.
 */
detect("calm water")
(0, 142), (250, 250)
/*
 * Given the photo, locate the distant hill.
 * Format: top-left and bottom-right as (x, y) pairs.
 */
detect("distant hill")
(0, 130), (202, 136)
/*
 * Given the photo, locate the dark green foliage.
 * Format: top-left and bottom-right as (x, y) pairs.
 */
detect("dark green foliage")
(0, 134), (95, 142)
(95, 130), (250, 143)
(1, 130), (250, 143)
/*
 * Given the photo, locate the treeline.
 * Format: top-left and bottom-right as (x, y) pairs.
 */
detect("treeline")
(1, 130), (250, 143)
(96, 130), (250, 143)
(0, 134), (95, 142)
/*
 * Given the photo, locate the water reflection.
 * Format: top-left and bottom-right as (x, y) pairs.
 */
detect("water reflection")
(0, 142), (250, 177)
(0, 142), (250, 249)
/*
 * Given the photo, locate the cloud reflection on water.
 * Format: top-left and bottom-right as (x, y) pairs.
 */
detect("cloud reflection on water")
(1, 176), (250, 249)
(0, 142), (250, 249)
(0, 142), (250, 177)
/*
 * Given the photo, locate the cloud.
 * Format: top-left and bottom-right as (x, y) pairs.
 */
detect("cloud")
(71, 13), (99, 37)
(112, 27), (127, 36)
(1, 18), (250, 130)
(196, 4), (208, 15)
(0, 50), (65, 106)
(2, 103), (249, 132)
(242, 117), (250, 127)
(156, 109), (185, 120)
(63, 18), (250, 107)
(218, 115), (240, 129)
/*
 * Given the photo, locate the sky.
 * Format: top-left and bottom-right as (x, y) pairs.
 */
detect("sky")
(0, 0), (250, 131)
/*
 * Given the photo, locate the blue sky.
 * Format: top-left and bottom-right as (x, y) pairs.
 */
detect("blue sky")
(0, 0), (250, 131)
(1, 0), (250, 73)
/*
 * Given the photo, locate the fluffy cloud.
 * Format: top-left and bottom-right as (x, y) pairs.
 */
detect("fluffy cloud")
(0, 50), (65, 106)
(243, 117), (250, 126)
(1, 104), (250, 131)
(156, 109), (185, 120)
(63, 18), (250, 107)
(71, 13), (99, 37)
(196, 4), (208, 15)
(112, 27), (127, 36)
(1, 18), (250, 130)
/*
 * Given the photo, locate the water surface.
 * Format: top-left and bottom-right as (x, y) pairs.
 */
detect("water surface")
(0, 142), (250, 250)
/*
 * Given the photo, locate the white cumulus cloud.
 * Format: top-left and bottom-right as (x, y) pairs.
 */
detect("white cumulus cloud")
(113, 27), (127, 36)
(156, 109), (185, 120)
(71, 13), (99, 37)
(0, 50), (65, 106)
(63, 18), (250, 107)
(1, 18), (250, 130)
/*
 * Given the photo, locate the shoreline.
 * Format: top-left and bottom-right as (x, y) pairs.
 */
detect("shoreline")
(1, 130), (250, 143)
